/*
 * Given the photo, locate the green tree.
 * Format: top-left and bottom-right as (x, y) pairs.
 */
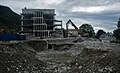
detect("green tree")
(113, 18), (120, 40)
(117, 18), (120, 28)
(113, 29), (120, 40)
(79, 24), (95, 37)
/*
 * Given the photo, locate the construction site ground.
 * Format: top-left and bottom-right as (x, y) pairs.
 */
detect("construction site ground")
(0, 37), (120, 73)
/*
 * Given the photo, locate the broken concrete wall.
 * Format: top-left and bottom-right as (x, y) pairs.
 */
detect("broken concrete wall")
(26, 40), (47, 52)
(52, 44), (73, 50)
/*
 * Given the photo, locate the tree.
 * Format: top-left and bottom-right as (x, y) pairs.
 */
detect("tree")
(79, 24), (95, 37)
(113, 28), (120, 40)
(113, 18), (120, 40)
(117, 18), (120, 29)
(95, 29), (106, 39)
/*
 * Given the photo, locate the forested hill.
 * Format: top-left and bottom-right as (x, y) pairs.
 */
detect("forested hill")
(0, 5), (21, 32)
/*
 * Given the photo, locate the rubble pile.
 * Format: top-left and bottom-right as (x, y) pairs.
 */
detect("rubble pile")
(0, 39), (120, 73)
(68, 48), (120, 73)
(0, 42), (47, 73)
(36, 40), (120, 73)
(81, 41), (112, 50)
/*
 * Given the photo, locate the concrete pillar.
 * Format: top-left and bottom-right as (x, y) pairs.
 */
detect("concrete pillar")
(21, 15), (24, 32)
(61, 21), (63, 38)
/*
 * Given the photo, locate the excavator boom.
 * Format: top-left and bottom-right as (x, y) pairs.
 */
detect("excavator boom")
(66, 20), (79, 37)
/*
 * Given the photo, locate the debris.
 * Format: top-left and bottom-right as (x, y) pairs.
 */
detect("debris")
(0, 39), (120, 73)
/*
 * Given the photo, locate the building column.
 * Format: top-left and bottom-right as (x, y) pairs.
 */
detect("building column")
(61, 21), (63, 38)
(21, 15), (24, 33)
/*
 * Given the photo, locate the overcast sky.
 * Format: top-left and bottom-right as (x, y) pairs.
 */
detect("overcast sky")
(0, 0), (120, 32)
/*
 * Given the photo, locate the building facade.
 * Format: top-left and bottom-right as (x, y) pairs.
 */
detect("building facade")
(20, 8), (63, 38)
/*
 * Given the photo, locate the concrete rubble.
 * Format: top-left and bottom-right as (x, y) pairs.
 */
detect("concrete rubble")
(0, 37), (120, 73)
(80, 41), (111, 50)
(36, 37), (120, 73)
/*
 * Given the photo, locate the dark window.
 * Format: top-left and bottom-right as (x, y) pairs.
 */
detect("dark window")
(48, 44), (52, 49)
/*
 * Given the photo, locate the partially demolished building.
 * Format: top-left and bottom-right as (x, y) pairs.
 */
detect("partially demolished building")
(20, 8), (63, 38)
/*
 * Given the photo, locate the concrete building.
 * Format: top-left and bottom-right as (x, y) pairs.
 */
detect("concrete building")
(20, 8), (63, 38)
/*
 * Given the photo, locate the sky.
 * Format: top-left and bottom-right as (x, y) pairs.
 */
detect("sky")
(0, 0), (120, 32)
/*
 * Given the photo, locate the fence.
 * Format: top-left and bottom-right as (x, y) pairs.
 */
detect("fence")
(0, 34), (26, 41)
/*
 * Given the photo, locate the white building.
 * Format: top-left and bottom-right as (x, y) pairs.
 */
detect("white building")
(99, 33), (116, 43)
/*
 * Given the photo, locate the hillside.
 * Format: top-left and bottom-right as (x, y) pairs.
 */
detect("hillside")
(0, 5), (21, 32)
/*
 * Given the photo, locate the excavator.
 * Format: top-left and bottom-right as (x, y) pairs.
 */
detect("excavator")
(66, 20), (80, 37)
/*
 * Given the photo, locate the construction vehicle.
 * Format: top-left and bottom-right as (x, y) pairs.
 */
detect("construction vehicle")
(66, 20), (80, 37)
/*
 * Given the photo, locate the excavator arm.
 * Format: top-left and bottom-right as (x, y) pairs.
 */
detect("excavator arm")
(66, 20), (79, 37)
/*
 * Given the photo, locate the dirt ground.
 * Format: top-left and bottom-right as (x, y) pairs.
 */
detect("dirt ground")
(0, 42), (47, 73)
